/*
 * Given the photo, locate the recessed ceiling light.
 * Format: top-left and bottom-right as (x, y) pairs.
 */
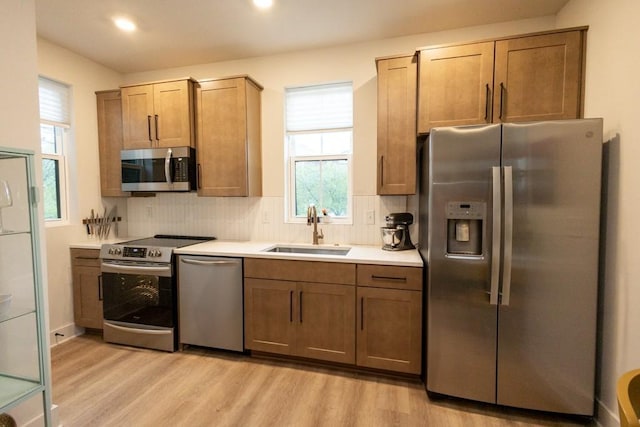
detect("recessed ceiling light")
(253, 0), (273, 10)
(114, 17), (137, 32)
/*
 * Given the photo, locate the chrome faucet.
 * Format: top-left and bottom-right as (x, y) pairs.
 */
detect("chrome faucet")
(307, 204), (324, 245)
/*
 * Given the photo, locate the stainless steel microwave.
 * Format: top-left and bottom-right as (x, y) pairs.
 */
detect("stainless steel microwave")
(121, 147), (196, 192)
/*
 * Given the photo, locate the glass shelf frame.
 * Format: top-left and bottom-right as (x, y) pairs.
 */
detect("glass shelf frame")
(0, 147), (52, 425)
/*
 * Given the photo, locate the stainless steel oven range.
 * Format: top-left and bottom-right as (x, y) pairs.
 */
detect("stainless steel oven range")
(99, 235), (214, 352)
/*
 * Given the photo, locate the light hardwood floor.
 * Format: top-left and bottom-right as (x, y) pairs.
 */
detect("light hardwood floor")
(51, 334), (593, 427)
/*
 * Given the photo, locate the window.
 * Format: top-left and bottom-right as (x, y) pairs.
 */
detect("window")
(285, 82), (353, 223)
(38, 77), (70, 222)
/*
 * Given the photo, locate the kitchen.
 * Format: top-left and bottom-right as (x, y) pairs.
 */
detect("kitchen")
(1, 0), (639, 426)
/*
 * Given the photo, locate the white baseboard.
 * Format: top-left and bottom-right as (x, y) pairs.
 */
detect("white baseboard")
(10, 403), (59, 427)
(50, 323), (85, 348)
(595, 397), (618, 427)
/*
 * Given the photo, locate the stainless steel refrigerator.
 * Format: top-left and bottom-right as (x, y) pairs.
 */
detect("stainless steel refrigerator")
(419, 119), (602, 416)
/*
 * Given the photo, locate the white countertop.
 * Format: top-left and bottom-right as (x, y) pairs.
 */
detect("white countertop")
(70, 238), (423, 267)
(174, 240), (423, 267)
(70, 237), (136, 249)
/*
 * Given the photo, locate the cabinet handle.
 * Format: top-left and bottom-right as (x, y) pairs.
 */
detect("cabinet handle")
(499, 82), (505, 120)
(154, 114), (159, 142)
(371, 275), (407, 283)
(74, 256), (98, 260)
(360, 297), (364, 331)
(299, 291), (303, 323)
(379, 156), (384, 188)
(147, 115), (153, 144)
(484, 83), (490, 121)
(98, 274), (103, 301)
(289, 290), (293, 322)
(197, 164), (202, 189)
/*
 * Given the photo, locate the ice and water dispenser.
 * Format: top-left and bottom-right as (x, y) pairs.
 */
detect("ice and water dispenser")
(446, 201), (485, 256)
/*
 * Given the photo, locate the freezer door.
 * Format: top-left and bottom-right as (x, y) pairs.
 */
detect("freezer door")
(497, 119), (602, 415)
(426, 124), (501, 403)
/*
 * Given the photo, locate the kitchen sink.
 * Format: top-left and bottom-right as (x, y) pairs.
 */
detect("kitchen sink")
(263, 245), (351, 256)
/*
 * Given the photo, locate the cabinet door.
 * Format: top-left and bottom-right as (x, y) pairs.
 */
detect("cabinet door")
(376, 54), (417, 195)
(356, 287), (422, 374)
(244, 278), (296, 355)
(493, 31), (584, 123)
(121, 84), (155, 149)
(96, 90), (127, 197)
(71, 250), (103, 329)
(296, 282), (356, 364)
(418, 42), (494, 133)
(196, 78), (250, 196)
(154, 80), (194, 148)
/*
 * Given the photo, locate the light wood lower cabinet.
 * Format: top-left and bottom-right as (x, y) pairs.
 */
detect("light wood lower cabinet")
(244, 258), (423, 375)
(244, 278), (296, 355)
(356, 286), (422, 374)
(356, 264), (423, 374)
(244, 259), (356, 364)
(70, 249), (103, 329)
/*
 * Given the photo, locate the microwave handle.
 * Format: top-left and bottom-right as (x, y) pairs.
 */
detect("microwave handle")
(165, 148), (173, 185)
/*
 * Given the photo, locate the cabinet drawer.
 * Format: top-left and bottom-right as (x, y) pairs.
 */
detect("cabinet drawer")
(357, 265), (422, 291)
(244, 258), (355, 285)
(70, 248), (100, 267)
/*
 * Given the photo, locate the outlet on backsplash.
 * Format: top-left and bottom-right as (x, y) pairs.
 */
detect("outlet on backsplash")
(366, 210), (375, 225)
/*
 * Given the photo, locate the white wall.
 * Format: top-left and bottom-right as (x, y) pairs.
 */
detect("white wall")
(37, 39), (123, 340)
(557, 1), (640, 426)
(0, 0), (50, 424)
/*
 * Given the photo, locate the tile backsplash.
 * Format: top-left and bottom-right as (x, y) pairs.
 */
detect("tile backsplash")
(126, 193), (418, 246)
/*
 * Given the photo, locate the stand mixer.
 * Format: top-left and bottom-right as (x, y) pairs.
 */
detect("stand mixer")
(381, 212), (415, 251)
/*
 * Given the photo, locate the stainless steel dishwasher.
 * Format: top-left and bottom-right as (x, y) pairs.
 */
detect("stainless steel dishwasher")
(177, 255), (243, 352)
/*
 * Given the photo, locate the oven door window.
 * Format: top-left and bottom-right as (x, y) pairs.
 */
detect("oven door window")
(102, 272), (175, 328)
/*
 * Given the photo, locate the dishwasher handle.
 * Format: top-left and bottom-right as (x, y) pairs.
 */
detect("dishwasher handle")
(180, 258), (241, 267)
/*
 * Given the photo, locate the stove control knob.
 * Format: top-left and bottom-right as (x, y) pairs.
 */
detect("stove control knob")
(109, 247), (122, 255)
(149, 249), (162, 258)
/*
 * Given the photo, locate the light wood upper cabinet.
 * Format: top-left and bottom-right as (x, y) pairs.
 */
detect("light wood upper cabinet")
(71, 249), (103, 330)
(196, 76), (262, 197)
(493, 30), (584, 123)
(376, 54), (418, 195)
(418, 42), (495, 133)
(96, 90), (127, 197)
(121, 79), (195, 149)
(418, 28), (586, 133)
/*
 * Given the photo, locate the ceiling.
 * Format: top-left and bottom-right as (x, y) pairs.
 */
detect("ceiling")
(35, 0), (570, 74)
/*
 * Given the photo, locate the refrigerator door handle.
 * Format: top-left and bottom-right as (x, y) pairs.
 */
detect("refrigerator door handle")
(490, 166), (501, 305)
(501, 166), (514, 306)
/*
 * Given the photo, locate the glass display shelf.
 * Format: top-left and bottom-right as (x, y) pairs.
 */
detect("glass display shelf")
(0, 305), (36, 324)
(0, 374), (44, 412)
(0, 229), (30, 237)
(0, 147), (51, 425)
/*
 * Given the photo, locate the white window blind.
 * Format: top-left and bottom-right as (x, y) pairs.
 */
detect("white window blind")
(38, 77), (70, 127)
(286, 82), (353, 132)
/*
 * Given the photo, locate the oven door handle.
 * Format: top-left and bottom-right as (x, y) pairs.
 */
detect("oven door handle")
(101, 262), (172, 277)
(104, 321), (172, 335)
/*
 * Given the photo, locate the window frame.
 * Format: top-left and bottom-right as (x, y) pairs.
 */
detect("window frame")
(38, 76), (71, 225)
(284, 82), (354, 225)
